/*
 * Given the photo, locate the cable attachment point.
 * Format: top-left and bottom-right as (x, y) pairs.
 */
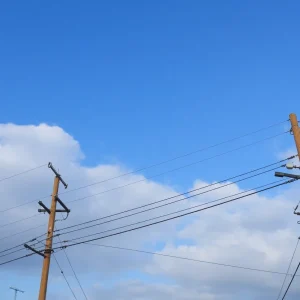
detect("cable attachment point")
(48, 162), (68, 189)
(24, 244), (45, 258)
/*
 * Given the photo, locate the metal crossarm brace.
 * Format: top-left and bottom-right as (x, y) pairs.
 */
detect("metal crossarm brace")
(55, 196), (70, 213)
(38, 201), (51, 214)
(24, 244), (45, 258)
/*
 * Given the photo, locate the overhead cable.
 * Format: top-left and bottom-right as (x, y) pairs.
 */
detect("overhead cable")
(58, 121), (288, 197)
(0, 130), (289, 214)
(276, 238), (300, 299)
(51, 180), (294, 251)
(54, 157), (293, 234)
(52, 167), (284, 240)
(86, 242), (300, 277)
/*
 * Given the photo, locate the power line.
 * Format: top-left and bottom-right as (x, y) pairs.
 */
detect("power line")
(52, 180), (294, 251)
(0, 182), (296, 269)
(52, 167), (284, 241)
(52, 253), (78, 300)
(0, 223), (46, 243)
(54, 180), (284, 245)
(281, 261), (300, 299)
(0, 164), (287, 261)
(276, 238), (300, 299)
(0, 130), (288, 214)
(0, 238), (42, 257)
(58, 120), (288, 197)
(54, 158), (292, 234)
(0, 164), (47, 183)
(3, 180), (286, 260)
(4, 157), (290, 249)
(55, 225), (89, 300)
(66, 131), (289, 205)
(86, 242), (300, 277)
(0, 253), (34, 266)
(0, 214), (40, 230)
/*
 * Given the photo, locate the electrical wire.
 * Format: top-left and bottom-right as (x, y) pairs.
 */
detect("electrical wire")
(0, 253), (34, 266)
(281, 261), (300, 299)
(54, 158), (292, 234)
(51, 179), (294, 251)
(0, 163), (287, 261)
(0, 223), (46, 243)
(3, 179), (287, 259)
(66, 131), (289, 205)
(1, 181), (293, 268)
(0, 130), (289, 214)
(86, 242), (300, 277)
(7, 157), (290, 248)
(276, 238), (300, 299)
(52, 253), (78, 300)
(0, 214), (40, 230)
(52, 180), (286, 245)
(0, 164), (47, 183)
(52, 167), (284, 240)
(56, 233), (89, 300)
(58, 120), (288, 197)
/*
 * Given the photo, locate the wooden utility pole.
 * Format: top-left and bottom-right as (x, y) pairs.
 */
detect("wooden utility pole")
(289, 113), (300, 161)
(24, 163), (69, 300)
(38, 175), (60, 300)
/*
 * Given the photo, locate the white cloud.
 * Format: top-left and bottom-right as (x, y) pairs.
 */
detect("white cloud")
(0, 123), (299, 300)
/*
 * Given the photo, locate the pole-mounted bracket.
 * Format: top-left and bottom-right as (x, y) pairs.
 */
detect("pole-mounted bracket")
(38, 199), (71, 214)
(55, 196), (71, 213)
(48, 162), (68, 189)
(38, 201), (51, 214)
(24, 244), (45, 258)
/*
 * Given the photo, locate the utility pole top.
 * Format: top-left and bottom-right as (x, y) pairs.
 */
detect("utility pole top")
(289, 113), (300, 161)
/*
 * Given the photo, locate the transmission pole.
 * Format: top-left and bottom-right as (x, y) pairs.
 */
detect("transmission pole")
(9, 287), (24, 300)
(24, 162), (70, 300)
(275, 113), (300, 215)
(289, 113), (300, 160)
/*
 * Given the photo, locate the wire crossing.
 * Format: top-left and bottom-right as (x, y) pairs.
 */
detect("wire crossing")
(281, 261), (300, 299)
(54, 158), (292, 235)
(57, 120), (288, 197)
(51, 169), (284, 242)
(0, 129), (289, 214)
(276, 238), (300, 299)
(49, 180), (294, 251)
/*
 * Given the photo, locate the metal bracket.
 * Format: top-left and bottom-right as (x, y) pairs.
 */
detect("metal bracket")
(24, 244), (45, 258)
(55, 196), (70, 213)
(38, 201), (51, 214)
(48, 162), (68, 189)
(38, 198), (70, 214)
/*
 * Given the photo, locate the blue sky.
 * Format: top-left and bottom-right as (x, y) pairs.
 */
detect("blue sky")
(1, 1), (299, 172)
(1, 1), (300, 299)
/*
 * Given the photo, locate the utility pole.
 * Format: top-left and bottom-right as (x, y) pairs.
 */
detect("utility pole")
(275, 113), (300, 216)
(289, 113), (300, 160)
(9, 287), (24, 300)
(24, 162), (70, 300)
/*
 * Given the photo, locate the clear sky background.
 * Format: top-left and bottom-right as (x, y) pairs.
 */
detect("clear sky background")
(0, 1), (300, 299)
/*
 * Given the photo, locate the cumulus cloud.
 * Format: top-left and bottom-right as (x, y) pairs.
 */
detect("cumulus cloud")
(0, 123), (299, 300)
